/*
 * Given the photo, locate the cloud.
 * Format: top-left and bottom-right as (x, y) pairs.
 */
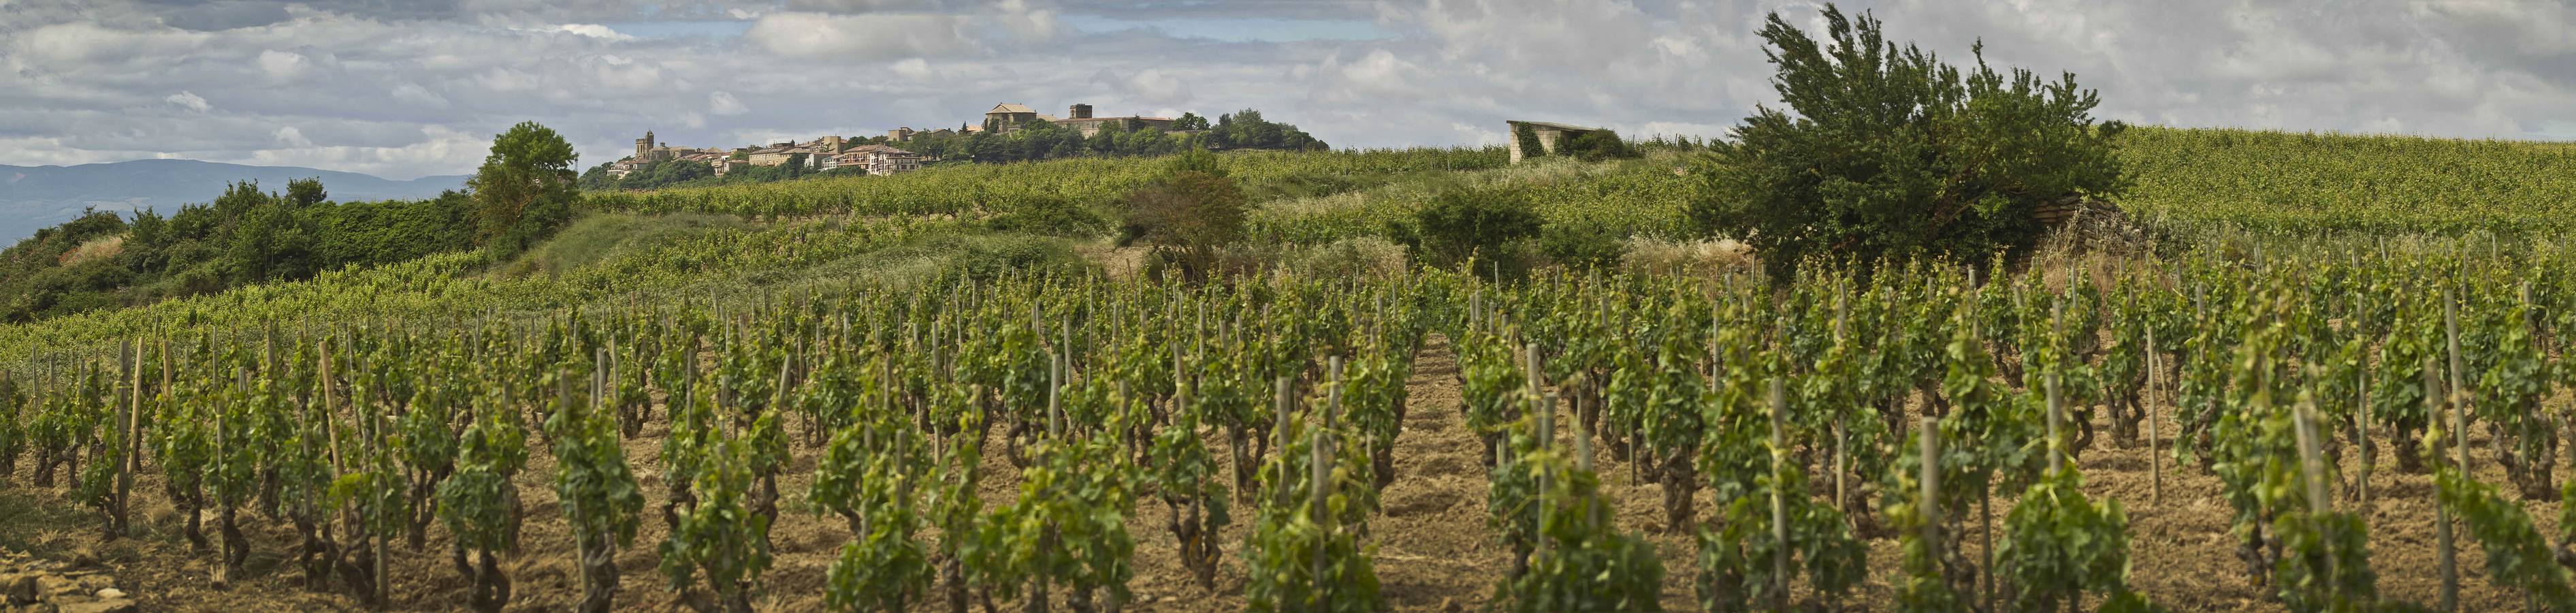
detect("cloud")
(4, 0), (2576, 183)
(258, 50), (310, 80)
(743, 12), (978, 59)
(165, 91), (212, 112)
(551, 23), (634, 41)
(892, 58), (935, 80)
(709, 91), (747, 115)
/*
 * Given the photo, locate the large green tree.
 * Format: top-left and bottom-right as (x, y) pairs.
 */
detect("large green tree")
(470, 121), (580, 260)
(1689, 4), (2128, 278)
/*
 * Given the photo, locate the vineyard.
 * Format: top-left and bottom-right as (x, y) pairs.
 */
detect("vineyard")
(6, 132), (2576, 612)
(3, 232), (2575, 611)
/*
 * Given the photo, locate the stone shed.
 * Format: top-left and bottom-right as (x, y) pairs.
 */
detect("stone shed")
(1505, 120), (1605, 163)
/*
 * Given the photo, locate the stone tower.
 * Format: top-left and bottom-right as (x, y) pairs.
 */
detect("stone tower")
(635, 131), (655, 159)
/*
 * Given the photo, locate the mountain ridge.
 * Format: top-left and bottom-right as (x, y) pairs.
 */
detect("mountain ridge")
(1, 159), (468, 244)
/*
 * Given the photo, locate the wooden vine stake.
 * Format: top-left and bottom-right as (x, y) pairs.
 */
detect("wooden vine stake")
(1310, 360), (1342, 601)
(1767, 376), (1791, 612)
(2146, 325), (2162, 508)
(2045, 369), (2064, 475)
(2443, 286), (2469, 469)
(1918, 417), (1942, 579)
(1534, 388), (1553, 564)
(2354, 299), (2372, 512)
(2293, 398), (2335, 602)
(2427, 353), (2456, 612)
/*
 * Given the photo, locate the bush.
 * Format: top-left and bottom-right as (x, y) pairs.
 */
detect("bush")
(1561, 130), (1639, 162)
(1400, 187), (1542, 272)
(1123, 170), (1246, 281)
(983, 195), (1110, 238)
(1689, 4), (2127, 279)
(1539, 222), (1628, 269)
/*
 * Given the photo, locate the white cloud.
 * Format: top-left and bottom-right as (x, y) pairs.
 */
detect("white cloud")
(743, 12), (978, 59)
(551, 24), (634, 41)
(709, 91), (748, 115)
(892, 58), (935, 80)
(258, 50), (310, 80)
(274, 125), (312, 147)
(165, 91), (212, 112)
(1124, 69), (1189, 105)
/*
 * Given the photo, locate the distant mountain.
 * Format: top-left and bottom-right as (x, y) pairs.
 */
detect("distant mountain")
(0, 159), (468, 244)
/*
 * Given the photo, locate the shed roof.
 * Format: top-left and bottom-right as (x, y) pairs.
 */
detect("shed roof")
(1506, 120), (1607, 133)
(988, 103), (1037, 114)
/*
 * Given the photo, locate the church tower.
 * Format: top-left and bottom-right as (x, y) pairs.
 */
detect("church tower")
(635, 131), (655, 159)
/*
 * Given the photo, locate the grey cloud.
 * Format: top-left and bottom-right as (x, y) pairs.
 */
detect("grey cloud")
(4, 0), (2574, 182)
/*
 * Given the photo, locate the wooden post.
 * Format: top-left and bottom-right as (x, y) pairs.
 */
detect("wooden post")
(1273, 377), (1293, 508)
(2293, 398), (2335, 601)
(1310, 369), (1339, 597)
(2146, 325), (2162, 507)
(1046, 352), (1063, 439)
(2045, 370), (2064, 474)
(1767, 376), (1790, 612)
(2355, 316), (2372, 512)
(1918, 418), (1942, 567)
(2443, 287), (2469, 471)
(1535, 389), (1553, 563)
(2429, 353), (2457, 612)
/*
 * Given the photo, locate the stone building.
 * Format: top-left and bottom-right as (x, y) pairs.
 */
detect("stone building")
(1505, 121), (1605, 163)
(609, 130), (721, 178)
(821, 144), (923, 175)
(1050, 104), (1176, 137)
(984, 103), (1048, 133)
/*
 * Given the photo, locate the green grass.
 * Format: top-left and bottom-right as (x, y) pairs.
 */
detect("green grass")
(500, 212), (750, 277)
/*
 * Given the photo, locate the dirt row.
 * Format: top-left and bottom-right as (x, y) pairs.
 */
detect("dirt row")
(0, 336), (2547, 611)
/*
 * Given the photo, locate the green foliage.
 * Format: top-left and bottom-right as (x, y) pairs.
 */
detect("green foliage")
(1124, 169), (1249, 279)
(660, 430), (777, 611)
(438, 400), (528, 555)
(814, 413), (932, 613)
(1997, 468), (2142, 612)
(1514, 124), (1546, 159)
(581, 159), (717, 191)
(1244, 408), (1381, 613)
(471, 121), (581, 261)
(1691, 4), (2127, 278)
(2438, 470), (2576, 609)
(1401, 187), (1542, 270)
(2272, 510), (2377, 613)
(1539, 221), (1628, 269)
(1491, 421), (1664, 612)
(1561, 129), (1640, 162)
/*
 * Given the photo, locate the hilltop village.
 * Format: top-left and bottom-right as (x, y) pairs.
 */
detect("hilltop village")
(586, 102), (1324, 189)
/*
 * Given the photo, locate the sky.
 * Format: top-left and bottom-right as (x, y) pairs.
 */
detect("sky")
(1, 0), (2571, 180)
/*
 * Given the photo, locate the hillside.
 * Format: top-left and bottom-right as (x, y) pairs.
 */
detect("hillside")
(3, 130), (2576, 612)
(0, 159), (467, 243)
(10, 127), (2576, 350)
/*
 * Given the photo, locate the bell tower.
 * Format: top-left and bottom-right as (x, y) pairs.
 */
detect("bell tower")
(635, 130), (655, 159)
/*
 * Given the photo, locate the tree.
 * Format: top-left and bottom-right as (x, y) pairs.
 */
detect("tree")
(1562, 130), (1639, 161)
(1173, 112), (1210, 131)
(1401, 187), (1541, 272)
(469, 121), (580, 261)
(1688, 4), (2127, 279)
(286, 177), (327, 207)
(1124, 151), (1246, 281)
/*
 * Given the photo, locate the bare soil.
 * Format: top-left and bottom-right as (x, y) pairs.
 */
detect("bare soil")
(0, 335), (2542, 611)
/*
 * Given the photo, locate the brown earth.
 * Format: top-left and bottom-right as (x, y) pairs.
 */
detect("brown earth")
(0, 335), (2543, 612)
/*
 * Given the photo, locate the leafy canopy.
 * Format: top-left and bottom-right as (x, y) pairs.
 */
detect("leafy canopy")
(470, 121), (580, 260)
(1690, 4), (2127, 278)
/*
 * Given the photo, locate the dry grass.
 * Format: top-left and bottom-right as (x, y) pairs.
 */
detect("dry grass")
(1620, 236), (1754, 277)
(57, 234), (124, 267)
